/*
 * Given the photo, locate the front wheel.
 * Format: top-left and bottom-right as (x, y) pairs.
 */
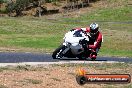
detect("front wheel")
(52, 45), (65, 59)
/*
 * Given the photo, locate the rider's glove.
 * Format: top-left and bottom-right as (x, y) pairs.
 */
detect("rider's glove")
(79, 38), (88, 51)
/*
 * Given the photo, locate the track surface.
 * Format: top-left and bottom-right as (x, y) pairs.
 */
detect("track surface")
(0, 52), (131, 63)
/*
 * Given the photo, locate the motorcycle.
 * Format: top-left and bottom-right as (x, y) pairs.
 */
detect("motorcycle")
(52, 29), (96, 60)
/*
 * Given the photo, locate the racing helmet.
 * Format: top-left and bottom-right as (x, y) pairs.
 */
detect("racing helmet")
(89, 23), (99, 35)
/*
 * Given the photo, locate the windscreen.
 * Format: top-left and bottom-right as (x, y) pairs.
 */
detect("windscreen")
(73, 30), (83, 37)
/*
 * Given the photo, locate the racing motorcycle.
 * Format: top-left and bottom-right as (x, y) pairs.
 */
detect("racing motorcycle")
(52, 29), (95, 60)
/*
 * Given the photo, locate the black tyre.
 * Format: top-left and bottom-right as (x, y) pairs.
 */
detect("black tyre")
(91, 58), (96, 61)
(76, 75), (87, 85)
(78, 56), (87, 60)
(52, 45), (65, 59)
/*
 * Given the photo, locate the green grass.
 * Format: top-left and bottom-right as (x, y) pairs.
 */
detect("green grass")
(6, 35), (62, 49)
(79, 6), (132, 21)
(0, 0), (132, 57)
(61, 6), (132, 23)
(0, 17), (67, 49)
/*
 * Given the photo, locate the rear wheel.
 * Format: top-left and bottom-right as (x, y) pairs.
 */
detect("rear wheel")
(52, 45), (65, 59)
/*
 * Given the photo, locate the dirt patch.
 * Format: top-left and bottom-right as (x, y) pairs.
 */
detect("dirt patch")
(0, 63), (132, 88)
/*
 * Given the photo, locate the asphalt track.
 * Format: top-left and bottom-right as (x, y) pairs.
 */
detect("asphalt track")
(0, 52), (131, 63)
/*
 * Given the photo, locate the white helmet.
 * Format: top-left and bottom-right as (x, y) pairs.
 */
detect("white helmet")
(90, 23), (99, 35)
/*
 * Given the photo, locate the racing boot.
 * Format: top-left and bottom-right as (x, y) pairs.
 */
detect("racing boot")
(90, 52), (97, 61)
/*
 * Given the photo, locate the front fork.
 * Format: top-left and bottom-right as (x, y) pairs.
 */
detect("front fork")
(62, 42), (71, 55)
(62, 47), (70, 55)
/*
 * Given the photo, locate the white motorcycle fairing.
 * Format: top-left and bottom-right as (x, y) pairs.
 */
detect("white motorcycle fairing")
(63, 30), (89, 55)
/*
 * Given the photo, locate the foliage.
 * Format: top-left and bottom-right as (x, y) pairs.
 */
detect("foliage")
(4, 0), (101, 16)
(6, 0), (34, 16)
(0, 0), (7, 4)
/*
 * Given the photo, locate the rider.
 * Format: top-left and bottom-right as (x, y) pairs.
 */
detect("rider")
(72, 23), (103, 60)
